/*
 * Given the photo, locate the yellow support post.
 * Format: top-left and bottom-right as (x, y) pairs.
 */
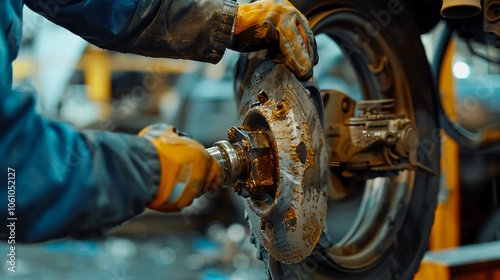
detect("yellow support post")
(82, 46), (112, 119)
(428, 38), (461, 251)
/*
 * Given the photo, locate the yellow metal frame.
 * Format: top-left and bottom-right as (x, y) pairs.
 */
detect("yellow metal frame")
(429, 38), (461, 251)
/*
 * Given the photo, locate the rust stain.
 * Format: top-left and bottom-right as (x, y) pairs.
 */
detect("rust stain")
(257, 93), (268, 104)
(272, 105), (287, 119)
(233, 183), (241, 194)
(264, 100), (275, 106)
(289, 143), (301, 162)
(245, 176), (257, 193)
(284, 207), (297, 232)
(306, 149), (315, 170)
(227, 127), (236, 142)
(301, 122), (316, 171)
(302, 212), (320, 245)
(272, 99), (291, 120)
(251, 154), (275, 188)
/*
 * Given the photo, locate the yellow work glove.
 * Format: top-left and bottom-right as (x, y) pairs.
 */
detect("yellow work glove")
(139, 124), (220, 212)
(230, 0), (318, 80)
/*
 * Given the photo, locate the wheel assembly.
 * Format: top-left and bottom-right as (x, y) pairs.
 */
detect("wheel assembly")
(217, 1), (441, 279)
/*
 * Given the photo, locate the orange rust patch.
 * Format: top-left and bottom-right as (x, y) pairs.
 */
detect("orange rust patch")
(306, 149), (315, 169)
(285, 207), (297, 232)
(290, 143), (301, 162)
(264, 100), (275, 106)
(251, 154), (275, 188)
(245, 176), (257, 193)
(301, 122), (316, 171)
(257, 93), (268, 104)
(272, 99), (291, 120)
(227, 128), (236, 142)
(272, 106), (286, 119)
(290, 166), (300, 174)
(302, 212), (320, 245)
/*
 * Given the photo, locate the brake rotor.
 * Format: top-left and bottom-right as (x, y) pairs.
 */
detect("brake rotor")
(237, 61), (328, 264)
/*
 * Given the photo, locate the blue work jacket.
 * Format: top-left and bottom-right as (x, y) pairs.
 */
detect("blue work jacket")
(0, 0), (236, 243)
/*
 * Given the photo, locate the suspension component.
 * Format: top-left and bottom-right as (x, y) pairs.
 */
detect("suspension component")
(324, 90), (437, 181)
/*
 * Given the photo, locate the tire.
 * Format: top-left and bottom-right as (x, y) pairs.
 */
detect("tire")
(234, 1), (441, 279)
(477, 208), (500, 243)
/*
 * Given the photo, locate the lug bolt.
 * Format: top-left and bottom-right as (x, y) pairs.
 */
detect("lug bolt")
(227, 127), (237, 142)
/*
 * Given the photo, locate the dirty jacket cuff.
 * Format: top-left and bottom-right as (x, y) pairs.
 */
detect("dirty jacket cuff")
(211, 0), (238, 63)
(140, 136), (163, 197)
(30, 0), (240, 65)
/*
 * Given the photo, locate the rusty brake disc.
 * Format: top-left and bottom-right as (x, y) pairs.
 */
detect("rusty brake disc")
(235, 61), (328, 264)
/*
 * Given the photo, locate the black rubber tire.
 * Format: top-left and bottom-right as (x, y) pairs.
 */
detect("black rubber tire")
(476, 208), (500, 243)
(289, 0), (442, 34)
(234, 1), (441, 279)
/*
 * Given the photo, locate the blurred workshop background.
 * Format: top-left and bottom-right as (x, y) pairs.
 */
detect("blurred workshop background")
(2, 4), (500, 280)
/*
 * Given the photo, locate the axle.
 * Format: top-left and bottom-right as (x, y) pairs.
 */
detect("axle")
(206, 126), (276, 198)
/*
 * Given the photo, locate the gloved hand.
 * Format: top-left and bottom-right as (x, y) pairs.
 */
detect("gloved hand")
(139, 124), (220, 212)
(230, 0), (318, 80)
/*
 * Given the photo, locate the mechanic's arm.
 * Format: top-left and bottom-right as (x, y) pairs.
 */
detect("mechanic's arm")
(0, 89), (157, 242)
(26, 0), (235, 63)
(25, 0), (317, 79)
(0, 87), (217, 242)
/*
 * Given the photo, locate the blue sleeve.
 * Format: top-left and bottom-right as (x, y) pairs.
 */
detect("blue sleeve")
(25, 0), (237, 63)
(0, 5), (161, 241)
(1, 86), (162, 243)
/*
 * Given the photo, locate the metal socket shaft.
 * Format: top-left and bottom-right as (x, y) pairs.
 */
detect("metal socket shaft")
(206, 141), (250, 187)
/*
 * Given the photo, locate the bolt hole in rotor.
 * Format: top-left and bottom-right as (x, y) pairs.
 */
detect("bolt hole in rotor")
(257, 91), (269, 104)
(296, 142), (307, 164)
